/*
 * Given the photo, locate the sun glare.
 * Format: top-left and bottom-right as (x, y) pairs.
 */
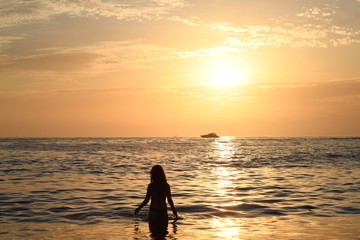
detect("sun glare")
(208, 61), (248, 88)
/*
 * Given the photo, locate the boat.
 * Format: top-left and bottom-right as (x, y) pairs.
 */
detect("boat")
(201, 133), (219, 138)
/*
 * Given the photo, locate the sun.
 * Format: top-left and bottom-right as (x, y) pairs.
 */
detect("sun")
(207, 60), (248, 88)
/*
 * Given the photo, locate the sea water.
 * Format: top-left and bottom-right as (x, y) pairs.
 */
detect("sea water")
(0, 137), (359, 239)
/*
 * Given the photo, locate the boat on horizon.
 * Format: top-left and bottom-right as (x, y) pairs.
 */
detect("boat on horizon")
(201, 133), (220, 138)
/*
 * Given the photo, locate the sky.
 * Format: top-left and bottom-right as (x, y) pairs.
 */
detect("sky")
(0, 0), (359, 137)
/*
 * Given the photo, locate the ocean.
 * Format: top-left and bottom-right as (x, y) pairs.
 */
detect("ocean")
(0, 137), (359, 239)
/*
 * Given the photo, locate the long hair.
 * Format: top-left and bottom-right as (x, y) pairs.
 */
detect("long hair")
(150, 165), (167, 185)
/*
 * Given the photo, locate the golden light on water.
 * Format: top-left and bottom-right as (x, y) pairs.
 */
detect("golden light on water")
(212, 218), (240, 239)
(212, 137), (236, 198)
(213, 136), (236, 161)
(212, 137), (242, 202)
(215, 167), (232, 195)
(210, 137), (244, 239)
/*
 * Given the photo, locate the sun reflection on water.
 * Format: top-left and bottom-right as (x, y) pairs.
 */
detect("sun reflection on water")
(213, 136), (236, 161)
(216, 167), (232, 196)
(212, 218), (241, 239)
(212, 137), (237, 197)
(210, 137), (244, 239)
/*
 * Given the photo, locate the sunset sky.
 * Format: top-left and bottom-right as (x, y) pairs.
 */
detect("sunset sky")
(1, 0), (359, 137)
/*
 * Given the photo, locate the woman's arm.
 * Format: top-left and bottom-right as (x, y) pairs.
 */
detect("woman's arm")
(134, 184), (151, 215)
(166, 184), (178, 219)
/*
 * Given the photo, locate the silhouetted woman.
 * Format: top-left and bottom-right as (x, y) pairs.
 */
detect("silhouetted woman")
(134, 165), (178, 237)
(134, 165), (178, 219)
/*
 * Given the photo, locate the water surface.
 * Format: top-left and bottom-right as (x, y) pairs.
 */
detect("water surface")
(0, 137), (359, 239)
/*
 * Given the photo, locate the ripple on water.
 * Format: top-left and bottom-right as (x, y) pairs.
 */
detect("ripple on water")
(218, 203), (268, 211)
(254, 198), (285, 204)
(48, 207), (74, 213)
(338, 206), (360, 214)
(261, 209), (285, 216)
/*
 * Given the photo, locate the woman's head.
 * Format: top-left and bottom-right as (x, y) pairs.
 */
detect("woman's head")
(150, 165), (167, 184)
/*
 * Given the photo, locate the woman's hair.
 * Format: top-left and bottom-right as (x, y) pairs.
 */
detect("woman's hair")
(150, 165), (167, 184)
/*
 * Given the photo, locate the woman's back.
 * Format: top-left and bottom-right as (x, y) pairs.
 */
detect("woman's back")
(149, 182), (169, 210)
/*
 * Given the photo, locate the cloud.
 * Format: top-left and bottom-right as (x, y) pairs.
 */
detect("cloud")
(175, 44), (241, 58)
(3, 52), (101, 72)
(0, 40), (179, 76)
(153, 0), (186, 7)
(1, 0), (359, 76)
(0, 36), (251, 76)
(171, 15), (359, 49)
(170, 0), (360, 49)
(0, 35), (23, 51)
(0, 0), (54, 28)
(0, 0), (187, 28)
(296, 3), (336, 22)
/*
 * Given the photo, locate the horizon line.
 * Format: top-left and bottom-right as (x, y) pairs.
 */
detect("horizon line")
(1, 135), (359, 139)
